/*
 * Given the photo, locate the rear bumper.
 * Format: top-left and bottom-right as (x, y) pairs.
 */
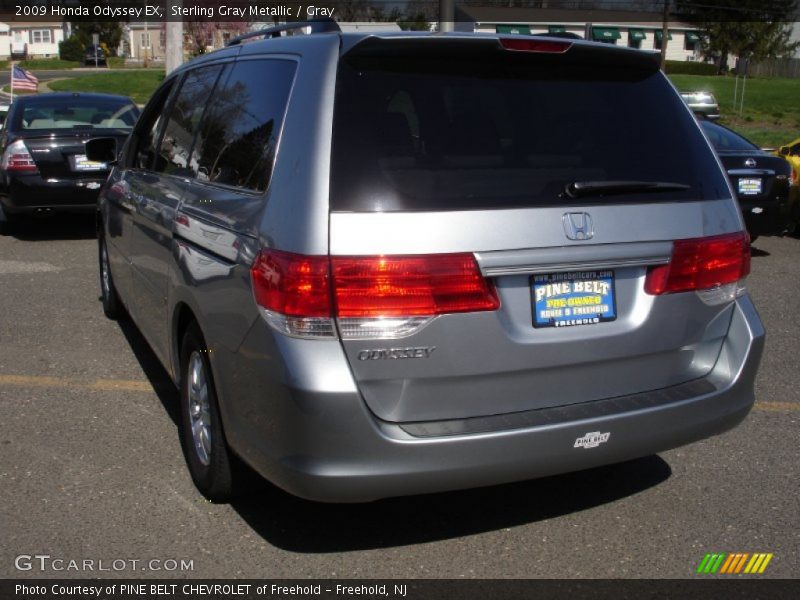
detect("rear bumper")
(225, 295), (764, 503)
(1, 173), (105, 214)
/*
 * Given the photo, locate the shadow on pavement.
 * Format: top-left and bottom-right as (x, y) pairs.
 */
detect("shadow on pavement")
(116, 315), (180, 426)
(232, 454), (672, 553)
(2, 213), (97, 241)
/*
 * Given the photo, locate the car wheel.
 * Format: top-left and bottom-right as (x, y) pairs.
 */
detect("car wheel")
(99, 236), (123, 319)
(179, 323), (239, 502)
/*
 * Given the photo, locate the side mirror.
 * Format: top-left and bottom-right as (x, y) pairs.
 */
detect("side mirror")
(85, 137), (119, 165)
(778, 146), (788, 156)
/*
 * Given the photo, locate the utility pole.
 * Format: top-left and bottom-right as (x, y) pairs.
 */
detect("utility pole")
(439, 0), (454, 32)
(660, 0), (670, 70)
(166, 1), (183, 75)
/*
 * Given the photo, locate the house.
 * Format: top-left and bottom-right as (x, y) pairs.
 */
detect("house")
(0, 21), (65, 60)
(454, 7), (705, 62)
(123, 22), (166, 61)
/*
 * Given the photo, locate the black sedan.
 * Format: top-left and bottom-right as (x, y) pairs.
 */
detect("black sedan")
(700, 120), (794, 238)
(0, 93), (138, 233)
(84, 45), (107, 67)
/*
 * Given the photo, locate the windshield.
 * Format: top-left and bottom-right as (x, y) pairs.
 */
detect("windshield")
(17, 98), (139, 131)
(331, 53), (729, 212)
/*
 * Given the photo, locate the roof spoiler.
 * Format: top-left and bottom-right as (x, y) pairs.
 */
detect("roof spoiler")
(226, 18), (340, 46)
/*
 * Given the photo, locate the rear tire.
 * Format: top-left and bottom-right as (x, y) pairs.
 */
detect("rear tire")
(0, 210), (16, 235)
(99, 236), (123, 319)
(179, 323), (239, 502)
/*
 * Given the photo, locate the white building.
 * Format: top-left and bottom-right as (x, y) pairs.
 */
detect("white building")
(455, 7), (705, 62)
(0, 22), (65, 60)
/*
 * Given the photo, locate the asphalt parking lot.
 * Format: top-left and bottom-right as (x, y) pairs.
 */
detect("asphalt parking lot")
(0, 216), (797, 579)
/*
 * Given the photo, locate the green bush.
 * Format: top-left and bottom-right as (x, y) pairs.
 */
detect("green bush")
(664, 60), (718, 76)
(59, 36), (84, 62)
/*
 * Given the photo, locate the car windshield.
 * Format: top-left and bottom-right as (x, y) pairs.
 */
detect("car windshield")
(701, 121), (758, 152)
(18, 97), (138, 131)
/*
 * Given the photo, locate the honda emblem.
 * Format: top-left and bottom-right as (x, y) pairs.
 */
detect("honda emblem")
(563, 212), (594, 241)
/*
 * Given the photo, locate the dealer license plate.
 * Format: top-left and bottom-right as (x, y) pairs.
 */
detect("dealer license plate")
(738, 178), (762, 196)
(532, 270), (617, 328)
(72, 154), (106, 171)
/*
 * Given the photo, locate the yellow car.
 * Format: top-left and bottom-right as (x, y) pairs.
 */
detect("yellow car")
(776, 138), (800, 232)
(776, 137), (800, 178)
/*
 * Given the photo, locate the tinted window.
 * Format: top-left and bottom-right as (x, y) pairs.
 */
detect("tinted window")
(191, 59), (297, 192)
(131, 79), (177, 170)
(17, 97), (138, 131)
(157, 65), (223, 176)
(331, 55), (729, 212)
(700, 121), (759, 153)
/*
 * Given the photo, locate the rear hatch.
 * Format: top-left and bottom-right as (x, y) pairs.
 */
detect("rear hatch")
(328, 36), (743, 424)
(22, 131), (129, 180)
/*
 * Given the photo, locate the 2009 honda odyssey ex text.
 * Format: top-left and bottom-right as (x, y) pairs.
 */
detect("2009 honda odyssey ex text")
(90, 22), (764, 502)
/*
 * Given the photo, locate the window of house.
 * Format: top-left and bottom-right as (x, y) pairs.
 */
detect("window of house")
(141, 32), (151, 48)
(31, 30), (52, 44)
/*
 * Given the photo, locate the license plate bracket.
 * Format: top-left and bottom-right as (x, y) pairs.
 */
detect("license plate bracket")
(531, 270), (617, 329)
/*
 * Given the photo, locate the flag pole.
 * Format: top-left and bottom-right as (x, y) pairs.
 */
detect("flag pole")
(9, 62), (13, 103)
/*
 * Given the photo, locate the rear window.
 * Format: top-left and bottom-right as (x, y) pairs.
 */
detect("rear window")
(330, 53), (729, 212)
(17, 97), (138, 131)
(701, 121), (758, 153)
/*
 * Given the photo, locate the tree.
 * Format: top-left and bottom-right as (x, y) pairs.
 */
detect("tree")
(184, 21), (250, 57)
(70, 22), (123, 55)
(676, 0), (800, 72)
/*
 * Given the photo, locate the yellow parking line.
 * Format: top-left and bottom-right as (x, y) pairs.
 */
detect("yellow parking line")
(753, 401), (798, 412)
(0, 374), (152, 393)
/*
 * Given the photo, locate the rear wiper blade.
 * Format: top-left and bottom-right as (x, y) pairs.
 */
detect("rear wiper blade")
(564, 180), (691, 199)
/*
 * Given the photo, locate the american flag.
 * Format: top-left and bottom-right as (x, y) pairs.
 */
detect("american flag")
(11, 65), (38, 92)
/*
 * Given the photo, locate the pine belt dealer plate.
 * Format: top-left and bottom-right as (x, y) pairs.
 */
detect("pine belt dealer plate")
(532, 270), (617, 328)
(738, 177), (762, 196)
(71, 154), (106, 172)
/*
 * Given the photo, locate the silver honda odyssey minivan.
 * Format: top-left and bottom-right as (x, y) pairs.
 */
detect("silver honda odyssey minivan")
(92, 21), (764, 502)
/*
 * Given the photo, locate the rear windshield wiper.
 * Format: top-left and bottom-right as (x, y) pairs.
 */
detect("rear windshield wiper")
(564, 180), (691, 199)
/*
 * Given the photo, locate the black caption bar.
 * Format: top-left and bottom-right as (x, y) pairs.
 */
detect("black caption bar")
(2, 580), (799, 600)
(1, 0), (797, 23)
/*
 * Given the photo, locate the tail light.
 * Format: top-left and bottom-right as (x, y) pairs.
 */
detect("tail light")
(1, 140), (38, 173)
(792, 168), (797, 184)
(500, 39), (572, 53)
(250, 250), (499, 339)
(644, 232), (750, 304)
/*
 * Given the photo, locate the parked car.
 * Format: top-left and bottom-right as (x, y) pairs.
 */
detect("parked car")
(0, 93), (139, 232)
(700, 120), (795, 237)
(91, 23), (763, 503)
(84, 45), (107, 66)
(775, 136), (800, 180)
(681, 91), (720, 120)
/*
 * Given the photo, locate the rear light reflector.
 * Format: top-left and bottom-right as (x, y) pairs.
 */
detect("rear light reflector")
(1, 140), (38, 172)
(644, 232), (750, 299)
(250, 250), (499, 339)
(500, 39), (572, 53)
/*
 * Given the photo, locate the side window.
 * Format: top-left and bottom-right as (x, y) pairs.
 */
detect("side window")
(130, 79), (177, 170)
(156, 64), (223, 177)
(191, 59), (297, 192)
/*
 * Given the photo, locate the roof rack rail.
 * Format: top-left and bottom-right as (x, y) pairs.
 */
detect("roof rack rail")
(226, 18), (341, 46)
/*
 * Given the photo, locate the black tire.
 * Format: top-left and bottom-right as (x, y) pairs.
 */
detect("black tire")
(99, 236), (123, 319)
(179, 322), (239, 502)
